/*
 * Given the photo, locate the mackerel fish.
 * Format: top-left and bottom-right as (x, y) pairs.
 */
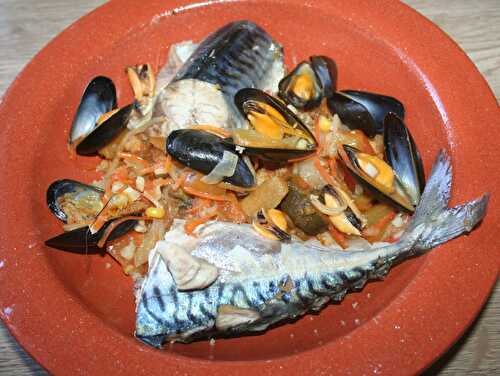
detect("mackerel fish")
(135, 151), (489, 347)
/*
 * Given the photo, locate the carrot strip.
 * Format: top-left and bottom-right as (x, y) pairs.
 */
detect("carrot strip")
(328, 158), (337, 177)
(97, 215), (148, 248)
(189, 124), (231, 138)
(172, 171), (188, 191)
(314, 157), (336, 186)
(328, 225), (348, 249)
(153, 178), (173, 187)
(183, 186), (232, 202)
(119, 152), (149, 167)
(184, 212), (218, 235)
(362, 211), (397, 242)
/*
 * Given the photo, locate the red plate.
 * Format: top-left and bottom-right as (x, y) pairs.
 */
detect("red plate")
(0, 0), (498, 374)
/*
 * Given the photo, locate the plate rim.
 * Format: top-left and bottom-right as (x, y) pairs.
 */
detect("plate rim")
(0, 0), (498, 374)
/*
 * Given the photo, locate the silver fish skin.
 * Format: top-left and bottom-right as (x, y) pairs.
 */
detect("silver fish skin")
(135, 151), (488, 347)
(153, 20), (285, 134)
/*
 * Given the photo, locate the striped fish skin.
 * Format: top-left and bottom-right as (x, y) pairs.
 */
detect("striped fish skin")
(135, 151), (489, 347)
(154, 20), (284, 133)
(173, 20), (283, 99)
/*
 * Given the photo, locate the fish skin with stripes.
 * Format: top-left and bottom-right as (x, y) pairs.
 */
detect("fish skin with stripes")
(135, 151), (488, 347)
(153, 20), (285, 134)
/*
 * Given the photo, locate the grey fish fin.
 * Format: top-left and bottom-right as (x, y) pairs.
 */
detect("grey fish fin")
(405, 150), (489, 251)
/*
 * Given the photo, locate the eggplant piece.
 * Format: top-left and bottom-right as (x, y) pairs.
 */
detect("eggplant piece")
(280, 180), (328, 235)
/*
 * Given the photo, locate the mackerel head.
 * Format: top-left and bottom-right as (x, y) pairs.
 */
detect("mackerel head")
(135, 151), (489, 347)
(153, 20), (285, 134)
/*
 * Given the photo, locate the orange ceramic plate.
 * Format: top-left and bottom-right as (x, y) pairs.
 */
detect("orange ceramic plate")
(0, 0), (498, 374)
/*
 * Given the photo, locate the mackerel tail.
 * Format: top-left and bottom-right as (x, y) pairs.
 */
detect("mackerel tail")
(135, 150), (488, 347)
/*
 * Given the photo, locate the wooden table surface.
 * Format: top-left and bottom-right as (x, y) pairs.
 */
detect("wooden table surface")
(0, 0), (498, 374)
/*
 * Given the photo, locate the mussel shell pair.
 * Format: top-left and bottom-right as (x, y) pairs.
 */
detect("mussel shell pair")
(233, 88), (318, 161)
(45, 179), (137, 253)
(328, 90), (404, 138)
(340, 113), (425, 212)
(69, 76), (132, 155)
(45, 219), (137, 254)
(278, 56), (337, 110)
(47, 179), (103, 223)
(166, 129), (256, 188)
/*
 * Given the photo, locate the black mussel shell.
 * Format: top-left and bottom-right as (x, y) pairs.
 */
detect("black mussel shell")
(327, 90), (404, 137)
(69, 76), (117, 145)
(278, 61), (322, 110)
(339, 145), (414, 213)
(384, 113), (425, 206)
(44, 219), (137, 254)
(75, 103), (133, 156)
(310, 55), (337, 98)
(47, 179), (104, 223)
(166, 129), (255, 188)
(234, 88), (318, 161)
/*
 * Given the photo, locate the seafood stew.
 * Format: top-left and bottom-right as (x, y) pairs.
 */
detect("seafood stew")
(44, 20), (489, 348)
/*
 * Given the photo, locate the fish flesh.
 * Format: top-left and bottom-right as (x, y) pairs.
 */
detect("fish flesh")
(153, 20), (285, 135)
(135, 151), (488, 347)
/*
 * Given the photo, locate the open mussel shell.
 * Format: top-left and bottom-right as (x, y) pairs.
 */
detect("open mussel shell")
(69, 76), (117, 146)
(75, 103), (133, 156)
(166, 129), (256, 188)
(233, 88), (318, 161)
(339, 144), (415, 213)
(45, 219), (137, 254)
(278, 61), (322, 110)
(47, 179), (104, 223)
(384, 113), (425, 206)
(327, 90), (404, 137)
(310, 55), (337, 98)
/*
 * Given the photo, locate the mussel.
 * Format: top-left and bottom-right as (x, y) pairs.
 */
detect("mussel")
(339, 144), (415, 213)
(327, 90), (404, 137)
(278, 56), (337, 110)
(252, 208), (291, 241)
(69, 76), (132, 155)
(46, 179), (139, 253)
(45, 219), (137, 254)
(166, 129), (256, 188)
(310, 184), (366, 236)
(278, 61), (322, 110)
(310, 56), (337, 98)
(384, 113), (425, 206)
(233, 88), (318, 161)
(47, 179), (104, 223)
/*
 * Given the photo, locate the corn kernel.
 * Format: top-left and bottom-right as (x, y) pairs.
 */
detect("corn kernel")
(146, 206), (165, 219)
